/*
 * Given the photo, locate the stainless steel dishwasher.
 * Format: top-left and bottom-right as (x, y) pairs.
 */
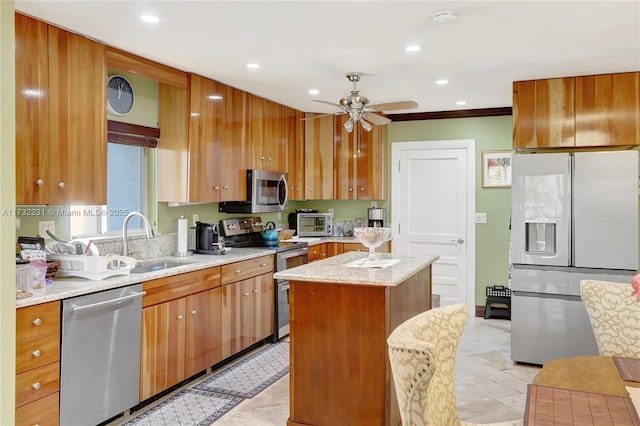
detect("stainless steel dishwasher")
(60, 284), (145, 425)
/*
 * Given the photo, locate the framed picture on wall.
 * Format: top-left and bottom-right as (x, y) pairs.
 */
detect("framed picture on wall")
(482, 150), (512, 188)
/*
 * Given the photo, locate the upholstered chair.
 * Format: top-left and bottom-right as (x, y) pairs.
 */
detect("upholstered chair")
(387, 304), (523, 426)
(580, 279), (640, 358)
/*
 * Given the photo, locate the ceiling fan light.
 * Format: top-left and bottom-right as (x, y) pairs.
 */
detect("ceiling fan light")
(343, 118), (354, 133)
(360, 119), (373, 132)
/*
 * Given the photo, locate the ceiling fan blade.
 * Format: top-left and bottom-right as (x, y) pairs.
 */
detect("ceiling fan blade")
(363, 113), (391, 126)
(313, 99), (343, 108)
(368, 101), (418, 111)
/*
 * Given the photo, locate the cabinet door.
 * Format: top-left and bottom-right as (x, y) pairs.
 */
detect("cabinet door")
(221, 281), (252, 359)
(185, 288), (222, 378)
(140, 298), (186, 401)
(261, 99), (286, 172)
(15, 13), (49, 205)
(157, 83), (189, 202)
(187, 75), (223, 202)
(575, 72), (640, 146)
(308, 243), (327, 262)
(246, 93), (264, 171)
(357, 125), (387, 200)
(513, 78), (575, 149)
(286, 108), (306, 200)
(304, 114), (334, 199)
(334, 115), (356, 200)
(220, 85), (247, 201)
(250, 274), (274, 343)
(48, 26), (107, 205)
(326, 242), (343, 258)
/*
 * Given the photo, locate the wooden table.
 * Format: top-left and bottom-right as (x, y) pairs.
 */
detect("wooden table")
(527, 356), (640, 425)
(274, 252), (437, 426)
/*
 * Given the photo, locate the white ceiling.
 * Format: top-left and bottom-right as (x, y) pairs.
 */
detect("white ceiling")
(14, 1), (640, 116)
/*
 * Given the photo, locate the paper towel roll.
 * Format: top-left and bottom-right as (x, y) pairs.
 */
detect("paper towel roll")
(177, 216), (188, 254)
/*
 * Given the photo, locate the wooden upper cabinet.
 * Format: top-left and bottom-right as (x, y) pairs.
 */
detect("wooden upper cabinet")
(246, 95), (287, 172)
(158, 76), (246, 203)
(334, 115), (387, 200)
(15, 13), (49, 205)
(15, 14), (107, 205)
(575, 72), (640, 147)
(219, 85), (247, 202)
(48, 26), (107, 205)
(286, 107), (305, 200)
(513, 78), (575, 149)
(187, 74), (224, 203)
(157, 83), (189, 203)
(304, 114), (334, 200)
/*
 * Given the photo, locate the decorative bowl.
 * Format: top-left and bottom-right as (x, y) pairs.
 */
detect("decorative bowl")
(353, 227), (392, 263)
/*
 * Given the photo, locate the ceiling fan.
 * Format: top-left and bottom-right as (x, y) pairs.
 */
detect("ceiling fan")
(306, 72), (418, 133)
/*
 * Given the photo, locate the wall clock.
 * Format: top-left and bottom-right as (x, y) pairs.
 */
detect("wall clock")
(107, 75), (135, 115)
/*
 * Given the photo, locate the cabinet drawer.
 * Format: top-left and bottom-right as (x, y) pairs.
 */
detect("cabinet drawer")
(15, 391), (59, 426)
(17, 301), (60, 341)
(143, 266), (221, 307)
(16, 361), (60, 408)
(221, 256), (273, 285)
(16, 332), (60, 374)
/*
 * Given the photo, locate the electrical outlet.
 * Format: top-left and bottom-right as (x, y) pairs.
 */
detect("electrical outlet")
(39, 220), (55, 238)
(370, 201), (377, 208)
(328, 208), (334, 216)
(277, 212), (282, 220)
(15, 218), (20, 229)
(192, 214), (199, 226)
(475, 213), (487, 224)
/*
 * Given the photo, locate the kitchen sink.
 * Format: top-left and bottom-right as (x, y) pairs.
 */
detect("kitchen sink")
(130, 260), (194, 274)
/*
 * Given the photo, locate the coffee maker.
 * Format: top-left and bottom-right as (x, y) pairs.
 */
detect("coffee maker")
(368, 208), (386, 227)
(195, 221), (223, 254)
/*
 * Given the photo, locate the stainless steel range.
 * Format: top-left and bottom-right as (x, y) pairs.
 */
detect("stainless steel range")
(220, 217), (308, 340)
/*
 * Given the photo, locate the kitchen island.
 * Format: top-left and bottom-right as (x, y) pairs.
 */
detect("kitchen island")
(274, 251), (438, 426)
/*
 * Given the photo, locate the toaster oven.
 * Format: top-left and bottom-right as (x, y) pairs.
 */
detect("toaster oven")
(297, 213), (332, 237)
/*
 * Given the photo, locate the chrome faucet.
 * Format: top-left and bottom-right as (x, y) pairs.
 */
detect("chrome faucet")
(122, 211), (155, 256)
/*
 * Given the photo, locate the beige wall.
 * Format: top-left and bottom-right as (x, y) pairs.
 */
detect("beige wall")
(1, 1), (16, 422)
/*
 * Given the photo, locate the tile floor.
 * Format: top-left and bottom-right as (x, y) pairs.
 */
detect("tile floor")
(208, 316), (541, 425)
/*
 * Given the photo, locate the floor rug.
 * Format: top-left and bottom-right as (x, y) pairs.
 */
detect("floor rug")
(123, 342), (289, 425)
(194, 341), (290, 398)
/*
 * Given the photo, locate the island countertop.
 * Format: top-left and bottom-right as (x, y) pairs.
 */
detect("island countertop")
(274, 251), (439, 286)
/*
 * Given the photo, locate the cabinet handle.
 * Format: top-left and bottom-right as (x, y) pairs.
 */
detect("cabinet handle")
(261, 263), (267, 267)
(244, 292), (250, 297)
(321, 253), (327, 257)
(191, 310), (197, 316)
(253, 289), (259, 293)
(213, 185), (220, 190)
(32, 349), (41, 358)
(235, 269), (241, 274)
(57, 182), (65, 189)
(32, 382), (41, 390)
(32, 318), (41, 326)
(223, 185), (229, 189)
(35, 179), (43, 186)
(177, 314), (184, 320)
(261, 156), (265, 160)
(267, 157), (272, 161)
(360, 187), (365, 191)
(309, 187), (313, 191)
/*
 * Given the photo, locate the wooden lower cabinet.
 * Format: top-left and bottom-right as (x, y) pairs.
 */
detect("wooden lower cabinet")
(140, 267), (222, 401)
(308, 243), (328, 262)
(343, 241), (391, 253)
(221, 273), (274, 359)
(16, 301), (60, 426)
(313, 241), (391, 260)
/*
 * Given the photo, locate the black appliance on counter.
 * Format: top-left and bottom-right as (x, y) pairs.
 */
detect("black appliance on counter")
(287, 209), (318, 236)
(194, 221), (223, 254)
(220, 216), (309, 340)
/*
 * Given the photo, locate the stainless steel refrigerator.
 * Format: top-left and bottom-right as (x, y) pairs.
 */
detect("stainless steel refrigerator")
(510, 150), (638, 365)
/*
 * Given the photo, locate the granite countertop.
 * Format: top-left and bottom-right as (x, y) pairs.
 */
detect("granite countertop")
(16, 248), (274, 308)
(273, 251), (438, 287)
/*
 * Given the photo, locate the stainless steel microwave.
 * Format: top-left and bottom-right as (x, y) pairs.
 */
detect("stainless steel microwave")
(297, 213), (333, 237)
(219, 170), (288, 213)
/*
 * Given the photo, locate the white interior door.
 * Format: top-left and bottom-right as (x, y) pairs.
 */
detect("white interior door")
(391, 140), (475, 310)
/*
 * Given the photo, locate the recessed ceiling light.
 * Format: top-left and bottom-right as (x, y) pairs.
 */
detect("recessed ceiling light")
(208, 95), (223, 100)
(140, 14), (160, 24)
(246, 63), (261, 70)
(436, 79), (449, 86)
(405, 45), (421, 52)
(308, 89), (319, 95)
(456, 100), (467, 106)
(432, 9), (457, 24)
